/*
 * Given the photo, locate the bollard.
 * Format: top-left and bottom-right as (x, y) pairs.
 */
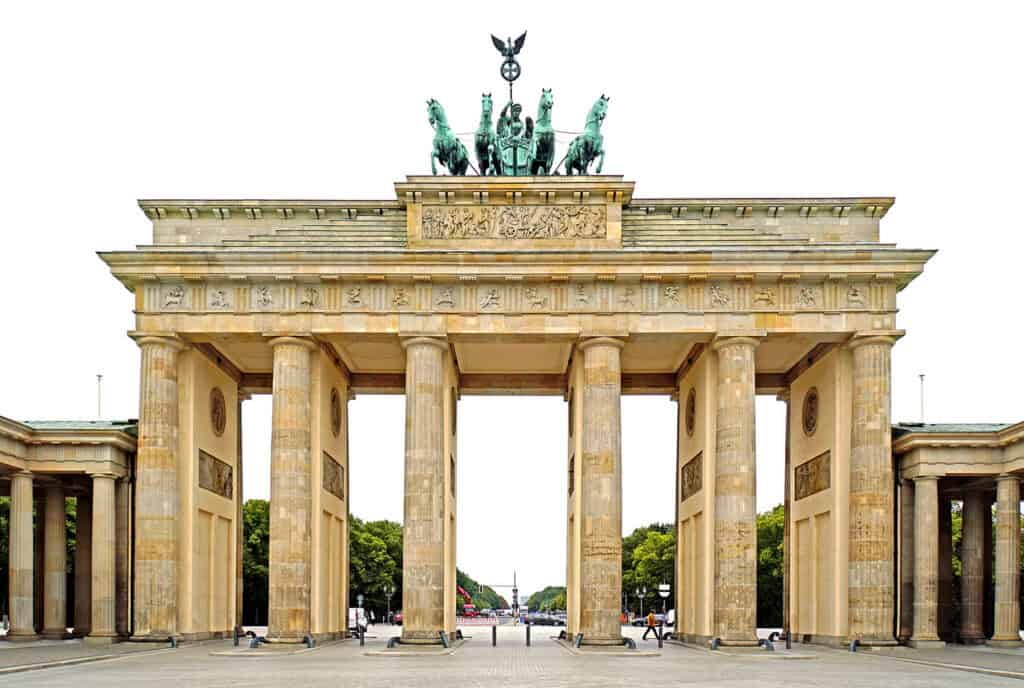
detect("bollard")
(359, 628), (365, 647)
(439, 630), (450, 649)
(574, 633), (584, 649)
(526, 623), (531, 647)
(233, 626), (239, 647)
(492, 625), (497, 647)
(658, 622), (664, 649)
(786, 631), (791, 650)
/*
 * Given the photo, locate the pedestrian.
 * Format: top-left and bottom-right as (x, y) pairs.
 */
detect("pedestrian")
(642, 610), (659, 641)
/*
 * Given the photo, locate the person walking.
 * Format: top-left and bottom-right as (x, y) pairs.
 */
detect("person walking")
(642, 611), (659, 641)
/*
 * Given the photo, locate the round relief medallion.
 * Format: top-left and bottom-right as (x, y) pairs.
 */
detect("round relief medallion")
(685, 388), (696, 437)
(802, 387), (819, 436)
(210, 387), (227, 437)
(330, 387), (342, 437)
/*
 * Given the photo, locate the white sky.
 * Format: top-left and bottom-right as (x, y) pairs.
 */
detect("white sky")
(1, 2), (1022, 600)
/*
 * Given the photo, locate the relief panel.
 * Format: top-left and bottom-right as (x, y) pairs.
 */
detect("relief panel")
(198, 449), (233, 499)
(421, 204), (607, 240)
(794, 450), (830, 500)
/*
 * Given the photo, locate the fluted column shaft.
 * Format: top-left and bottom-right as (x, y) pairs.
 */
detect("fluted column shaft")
(899, 480), (915, 641)
(89, 473), (118, 640)
(74, 493), (92, 636)
(267, 337), (315, 641)
(960, 491), (988, 643)
(992, 476), (1021, 645)
(938, 496), (954, 638)
(115, 478), (130, 637)
(8, 471), (36, 639)
(134, 336), (184, 637)
(578, 337), (624, 645)
(712, 336), (759, 644)
(912, 476), (940, 643)
(848, 335), (896, 641)
(401, 337), (448, 644)
(43, 486), (67, 638)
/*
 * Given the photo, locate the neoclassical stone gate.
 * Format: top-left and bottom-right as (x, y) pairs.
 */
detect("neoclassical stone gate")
(97, 175), (935, 645)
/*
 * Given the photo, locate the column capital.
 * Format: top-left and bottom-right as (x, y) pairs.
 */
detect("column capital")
(847, 330), (904, 350)
(996, 473), (1020, 484)
(267, 335), (317, 351)
(710, 334), (762, 352)
(776, 389), (791, 403)
(131, 333), (187, 352)
(400, 335), (449, 352)
(577, 336), (625, 352)
(914, 475), (941, 484)
(88, 471), (118, 481)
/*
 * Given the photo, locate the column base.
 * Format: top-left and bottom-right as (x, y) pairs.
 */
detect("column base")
(908, 638), (946, 649)
(400, 630), (444, 645)
(264, 633), (312, 644)
(4, 631), (41, 642)
(580, 635), (623, 647)
(987, 638), (1023, 648)
(129, 632), (178, 643)
(851, 636), (898, 647)
(960, 635), (987, 646)
(84, 634), (118, 646)
(41, 628), (71, 640)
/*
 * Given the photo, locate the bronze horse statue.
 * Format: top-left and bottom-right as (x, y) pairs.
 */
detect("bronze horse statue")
(474, 93), (499, 176)
(529, 89), (555, 175)
(563, 95), (608, 176)
(428, 99), (469, 176)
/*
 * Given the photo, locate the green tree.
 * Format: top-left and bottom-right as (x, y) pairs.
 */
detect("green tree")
(242, 499), (269, 624)
(756, 504), (784, 627)
(349, 517), (397, 615)
(527, 585), (566, 611)
(622, 523), (674, 615)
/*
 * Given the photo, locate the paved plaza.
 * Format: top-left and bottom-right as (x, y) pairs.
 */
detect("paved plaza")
(4, 626), (1024, 686)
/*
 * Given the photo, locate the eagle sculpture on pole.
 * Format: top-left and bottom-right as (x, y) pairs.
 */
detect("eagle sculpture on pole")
(491, 31), (527, 60)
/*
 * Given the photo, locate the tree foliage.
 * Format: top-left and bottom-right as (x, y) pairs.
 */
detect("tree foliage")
(242, 499), (269, 624)
(527, 585), (566, 611)
(756, 504), (785, 627)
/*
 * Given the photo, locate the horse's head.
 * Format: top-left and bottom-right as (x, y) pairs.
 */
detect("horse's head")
(427, 99), (446, 128)
(538, 88), (553, 116)
(589, 94), (609, 126)
(481, 93), (493, 117)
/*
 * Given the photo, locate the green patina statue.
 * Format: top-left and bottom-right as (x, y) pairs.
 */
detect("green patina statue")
(563, 95), (608, 176)
(474, 93), (499, 176)
(496, 100), (533, 175)
(529, 88), (555, 175)
(427, 99), (469, 176)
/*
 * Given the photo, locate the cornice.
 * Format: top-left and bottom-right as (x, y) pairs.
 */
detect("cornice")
(893, 420), (1024, 454)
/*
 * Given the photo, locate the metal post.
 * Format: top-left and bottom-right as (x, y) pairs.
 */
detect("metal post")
(526, 623), (531, 647)
(492, 624), (497, 646)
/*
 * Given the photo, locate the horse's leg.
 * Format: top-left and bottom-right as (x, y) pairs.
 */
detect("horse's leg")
(596, 149), (605, 174)
(431, 151), (438, 176)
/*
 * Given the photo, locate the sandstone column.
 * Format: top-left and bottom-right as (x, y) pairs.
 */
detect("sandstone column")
(235, 395), (245, 634)
(7, 471), (36, 640)
(937, 495), (954, 639)
(578, 337), (624, 646)
(712, 336), (759, 644)
(88, 473), (118, 643)
(911, 476), (942, 646)
(847, 334), (896, 643)
(267, 336), (315, 641)
(42, 486), (67, 639)
(992, 475), (1022, 646)
(34, 494), (44, 633)
(960, 490), (988, 644)
(115, 478), (131, 637)
(780, 390), (792, 644)
(899, 479), (915, 642)
(134, 335), (184, 638)
(401, 336), (448, 644)
(74, 493), (92, 637)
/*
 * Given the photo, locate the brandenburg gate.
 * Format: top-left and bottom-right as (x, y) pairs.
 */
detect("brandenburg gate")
(90, 173), (936, 646)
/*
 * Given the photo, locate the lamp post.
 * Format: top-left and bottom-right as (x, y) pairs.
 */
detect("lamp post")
(636, 586), (648, 618)
(384, 583), (394, 624)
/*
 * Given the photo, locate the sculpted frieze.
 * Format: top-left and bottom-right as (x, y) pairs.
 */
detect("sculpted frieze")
(421, 204), (606, 240)
(147, 277), (889, 317)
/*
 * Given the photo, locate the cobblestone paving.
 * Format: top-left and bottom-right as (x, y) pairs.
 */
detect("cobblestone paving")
(7, 626), (1024, 687)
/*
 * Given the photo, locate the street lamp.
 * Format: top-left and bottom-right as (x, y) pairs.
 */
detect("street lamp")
(658, 583), (671, 614)
(384, 583), (394, 624)
(635, 586), (648, 618)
